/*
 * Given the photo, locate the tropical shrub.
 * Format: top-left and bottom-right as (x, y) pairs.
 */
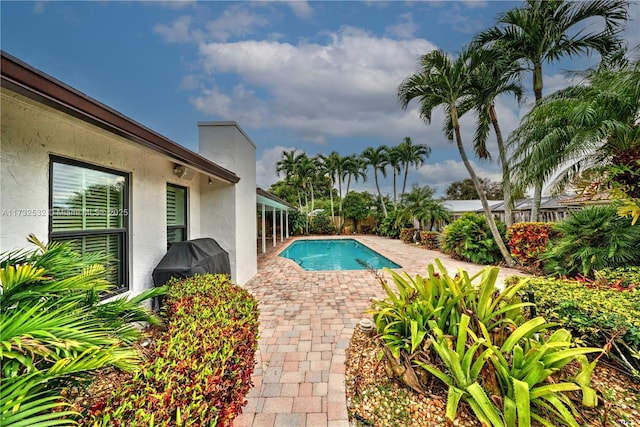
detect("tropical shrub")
(288, 209), (306, 235)
(0, 235), (163, 427)
(368, 261), (600, 426)
(309, 211), (337, 235)
(506, 222), (555, 267)
(441, 213), (507, 265)
(596, 266), (640, 289)
(418, 231), (440, 250)
(541, 205), (640, 277)
(376, 210), (410, 239)
(399, 228), (418, 243)
(358, 224), (374, 234)
(516, 276), (640, 378)
(87, 274), (259, 426)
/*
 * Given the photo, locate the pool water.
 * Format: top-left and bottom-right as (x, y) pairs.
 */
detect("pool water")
(279, 239), (401, 271)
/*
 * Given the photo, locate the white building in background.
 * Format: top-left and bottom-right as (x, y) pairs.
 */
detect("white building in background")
(0, 51), (274, 296)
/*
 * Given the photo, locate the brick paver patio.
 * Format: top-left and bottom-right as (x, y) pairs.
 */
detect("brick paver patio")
(235, 235), (527, 427)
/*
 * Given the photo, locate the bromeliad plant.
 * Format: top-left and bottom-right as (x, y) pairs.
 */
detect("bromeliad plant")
(368, 260), (602, 426)
(0, 235), (164, 427)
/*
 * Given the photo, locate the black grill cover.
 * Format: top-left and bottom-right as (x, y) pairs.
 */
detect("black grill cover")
(152, 238), (231, 287)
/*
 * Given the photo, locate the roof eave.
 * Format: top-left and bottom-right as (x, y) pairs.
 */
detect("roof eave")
(0, 51), (240, 184)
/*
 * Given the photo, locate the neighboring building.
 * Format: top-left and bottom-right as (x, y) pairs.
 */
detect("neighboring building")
(1, 51), (259, 298)
(442, 200), (503, 221)
(442, 197), (572, 224)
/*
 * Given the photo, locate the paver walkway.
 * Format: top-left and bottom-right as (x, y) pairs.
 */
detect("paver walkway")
(235, 235), (527, 427)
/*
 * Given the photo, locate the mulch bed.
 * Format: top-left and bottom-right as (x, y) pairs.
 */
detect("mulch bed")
(346, 326), (640, 427)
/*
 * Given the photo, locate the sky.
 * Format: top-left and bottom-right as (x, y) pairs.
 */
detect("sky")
(2, 0), (639, 198)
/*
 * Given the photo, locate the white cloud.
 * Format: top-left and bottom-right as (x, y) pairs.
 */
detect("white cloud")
(414, 159), (502, 197)
(206, 5), (270, 42)
(386, 12), (418, 39)
(191, 27), (437, 145)
(154, 15), (194, 43)
(286, 0), (313, 19)
(256, 145), (296, 188)
(436, 3), (489, 35)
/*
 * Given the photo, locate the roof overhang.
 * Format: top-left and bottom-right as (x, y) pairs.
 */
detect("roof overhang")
(0, 51), (239, 184)
(257, 187), (297, 211)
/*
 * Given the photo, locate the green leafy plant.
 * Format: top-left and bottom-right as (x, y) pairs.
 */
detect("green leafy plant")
(517, 276), (640, 378)
(309, 210), (338, 234)
(375, 209), (411, 239)
(87, 274), (259, 426)
(596, 266), (640, 289)
(485, 322), (601, 427)
(441, 213), (507, 265)
(369, 261), (602, 426)
(0, 235), (163, 427)
(541, 205), (640, 277)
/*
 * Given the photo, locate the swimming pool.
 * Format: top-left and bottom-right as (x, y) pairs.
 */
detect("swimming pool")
(279, 239), (401, 271)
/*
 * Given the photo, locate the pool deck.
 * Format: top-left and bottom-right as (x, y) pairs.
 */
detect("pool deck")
(235, 235), (528, 427)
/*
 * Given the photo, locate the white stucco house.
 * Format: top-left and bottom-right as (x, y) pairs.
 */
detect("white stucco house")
(0, 51), (278, 298)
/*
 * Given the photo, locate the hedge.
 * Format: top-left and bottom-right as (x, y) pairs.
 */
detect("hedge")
(516, 276), (640, 377)
(418, 231), (441, 250)
(85, 274), (260, 426)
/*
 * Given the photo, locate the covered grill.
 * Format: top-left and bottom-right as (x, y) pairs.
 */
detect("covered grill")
(152, 238), (231, 287)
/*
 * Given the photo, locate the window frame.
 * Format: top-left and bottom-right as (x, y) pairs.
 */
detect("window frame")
(49, 155), (130, 294)
(166, 183), (188, 248)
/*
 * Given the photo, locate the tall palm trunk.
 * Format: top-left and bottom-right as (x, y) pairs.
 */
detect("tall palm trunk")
(490, 104), (513, 227)
(530, 63), (544, 221)
(329, 177), (335, 222)
(374, 169), (388, 217)
(453, 121), (515, 266)
(402, 164), (410, 197)
(337, 175), (344, 230)
(303, 185), (309, 234)
(393, 170), (398, 207)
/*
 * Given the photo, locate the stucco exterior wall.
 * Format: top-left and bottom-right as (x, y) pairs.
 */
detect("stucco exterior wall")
(0, 90), (208, 297)
(198, 122), (257, 285)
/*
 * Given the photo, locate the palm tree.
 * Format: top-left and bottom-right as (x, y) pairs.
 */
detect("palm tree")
(297, 154), (317, 214)
(461, 47), (525, 227)
(398, 48), (515, 266)
(474, 0), (629, 220)
(317, 152), (341, 220)
(361, 146), (390, 218)
(343, 154), (368, 196)
(385, 145), (402, 207)
(399, 184), (452, 231)
(396, 137), (431, 197)
(509, 57), (640, 199)
(276, 149), (305, 209)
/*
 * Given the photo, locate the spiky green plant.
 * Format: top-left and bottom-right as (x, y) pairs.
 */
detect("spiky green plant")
(0, 235), (164, 426)
(541, 205), (640, 277)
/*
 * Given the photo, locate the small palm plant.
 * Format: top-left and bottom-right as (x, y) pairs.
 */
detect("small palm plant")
(1, 235), (165, 426)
